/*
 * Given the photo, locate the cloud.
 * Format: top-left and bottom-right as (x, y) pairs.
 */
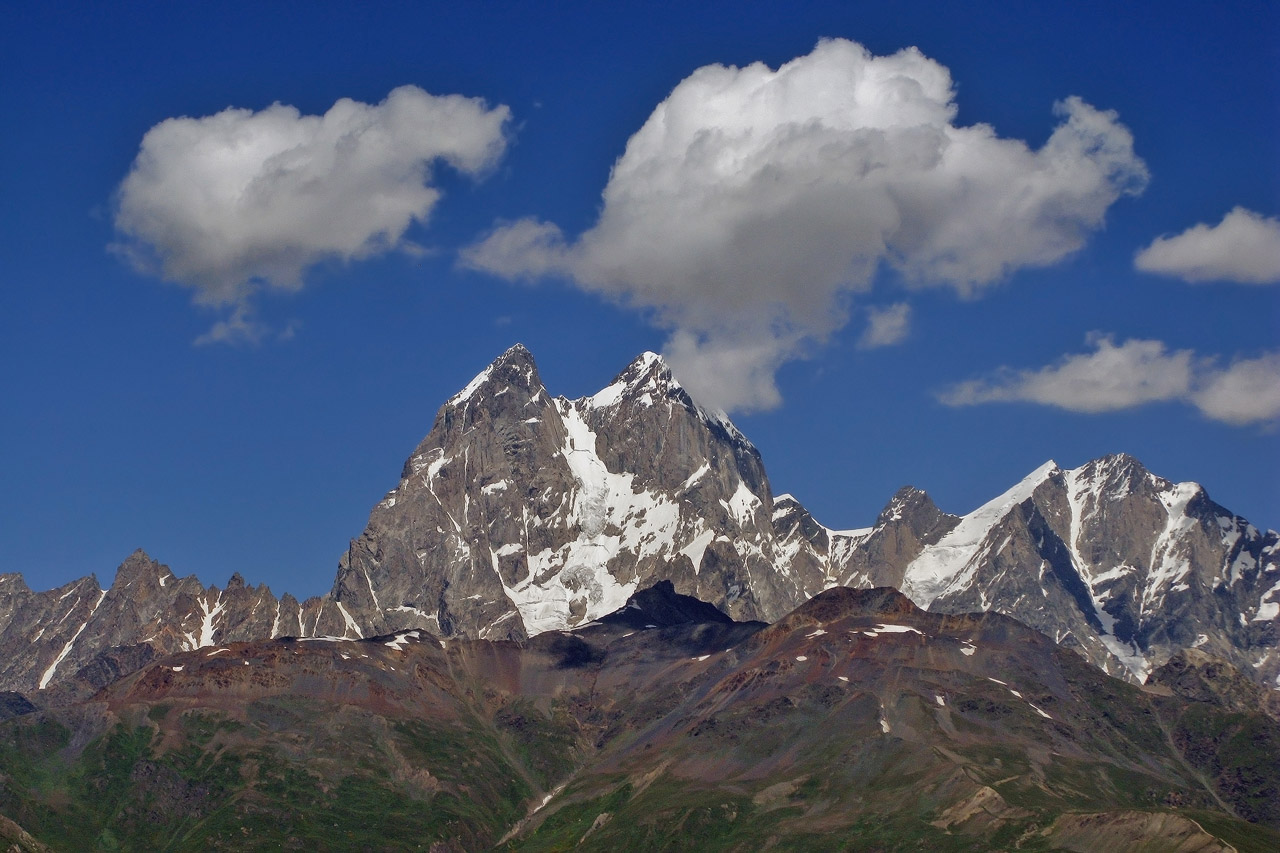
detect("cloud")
(463, 38), (1147, 412)
(858, 303), (912, 349)
(114, 85), (511, 335)
(1191, 352), (1280, 425)
(1135, 207), (1280, 284)
(193, 305), (267, 347)
(938, 334), (1280, 425)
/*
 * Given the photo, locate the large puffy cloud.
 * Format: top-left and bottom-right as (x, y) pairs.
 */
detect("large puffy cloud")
(938, 334), (1280, 425)
(1134, 207), (1280, 284)
(463, 39), (1147, 411)
(114, 85), (510, 338)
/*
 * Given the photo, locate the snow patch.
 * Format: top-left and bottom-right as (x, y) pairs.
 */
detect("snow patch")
(1254, 579), (1280, 621)
(723, 479), (760, 528)
(336, 601), (362, 639)
(683, 463), (711, 492)
(679, 529), (716, 573)
(451, 363), (494, 406)
(385, 631), (421, 651)
(181, 593), (227, 651)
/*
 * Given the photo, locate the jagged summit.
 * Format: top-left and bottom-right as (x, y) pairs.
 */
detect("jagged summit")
(112, 549), (168, 587)
(449, 342), (544, 407)
(875, 485), (948, 527)
(589, 351), (680, 408)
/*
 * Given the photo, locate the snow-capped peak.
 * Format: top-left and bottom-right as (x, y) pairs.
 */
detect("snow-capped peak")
(589, 351), (676, 408)
(449, 343), (542, 407)
(900, 460), (1058, 608)
(582, 350), (755, 451)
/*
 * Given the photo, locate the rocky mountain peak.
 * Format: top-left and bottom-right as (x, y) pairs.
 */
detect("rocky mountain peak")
(0, 574), (32, 597)
(597, 579), (736, 629)
(876, 486), (950, 530)
(589, 351), (681, 407)
(1068, 452), (1176, 502)
(447, 342), (544, 409)
(112, 549), (167, 588)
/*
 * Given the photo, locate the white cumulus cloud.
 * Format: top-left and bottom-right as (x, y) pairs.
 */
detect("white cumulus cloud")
(858, 303), (912, 349)
(939, 334), (1280, 425)
(114, 85), (511, 340)
(463, 38), (1147, 412)
(1135, 207), (1280, 284)
(1191, 352), (1280, 425)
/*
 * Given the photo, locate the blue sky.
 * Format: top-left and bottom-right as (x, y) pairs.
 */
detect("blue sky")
(3, 1), (1277, 598)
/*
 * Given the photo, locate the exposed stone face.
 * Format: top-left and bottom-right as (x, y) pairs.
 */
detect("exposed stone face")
(315, 345), (826, 642)
(828, 486), (960, 590)
(1150, 648), (1280, 720)
(824, 455), (1280, 686)
(1, 347), (1276, 693)
(0, 550), (302, 694)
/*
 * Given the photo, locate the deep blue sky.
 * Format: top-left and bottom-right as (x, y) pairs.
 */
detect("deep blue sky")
(3, 1), (1277, 598)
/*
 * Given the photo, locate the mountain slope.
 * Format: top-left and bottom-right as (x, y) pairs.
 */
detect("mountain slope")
(1, 584), (1275, 852)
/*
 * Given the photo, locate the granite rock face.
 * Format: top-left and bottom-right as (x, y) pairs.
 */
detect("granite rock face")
(1, 345), (1276, 692)
(312, 345), (829, 642)
(817, 456), (1280, 686)
(0, 551), (322, 694)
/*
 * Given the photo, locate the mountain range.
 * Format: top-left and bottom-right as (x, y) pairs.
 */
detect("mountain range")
(2, 344), (1279, 850)
(2, 344), (1276, 697)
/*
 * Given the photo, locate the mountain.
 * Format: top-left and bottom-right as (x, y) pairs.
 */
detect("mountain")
(0, 583), (1275, 851)
(0, 344), (1275, 694)
(0, 551), (319, 699)
(810, 455), (1280, 687)
(313, 344), (828, 644)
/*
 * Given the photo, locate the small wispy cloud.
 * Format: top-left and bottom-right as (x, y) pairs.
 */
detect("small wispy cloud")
(193, 305), (268, 347)
(114, 85), (511, 342)
(463, 39), (1146, 412)
(857, 303), (912, 349)
(1135, 207), (1280, 284)
(939, 333), (1280, 425)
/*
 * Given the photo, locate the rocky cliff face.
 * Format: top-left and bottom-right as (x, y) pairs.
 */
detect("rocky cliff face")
(0, 345), (1276, 693)
(826, 455), (1280, 686)
(0, 551), (319, 695)
(313, 344), (828, 643)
